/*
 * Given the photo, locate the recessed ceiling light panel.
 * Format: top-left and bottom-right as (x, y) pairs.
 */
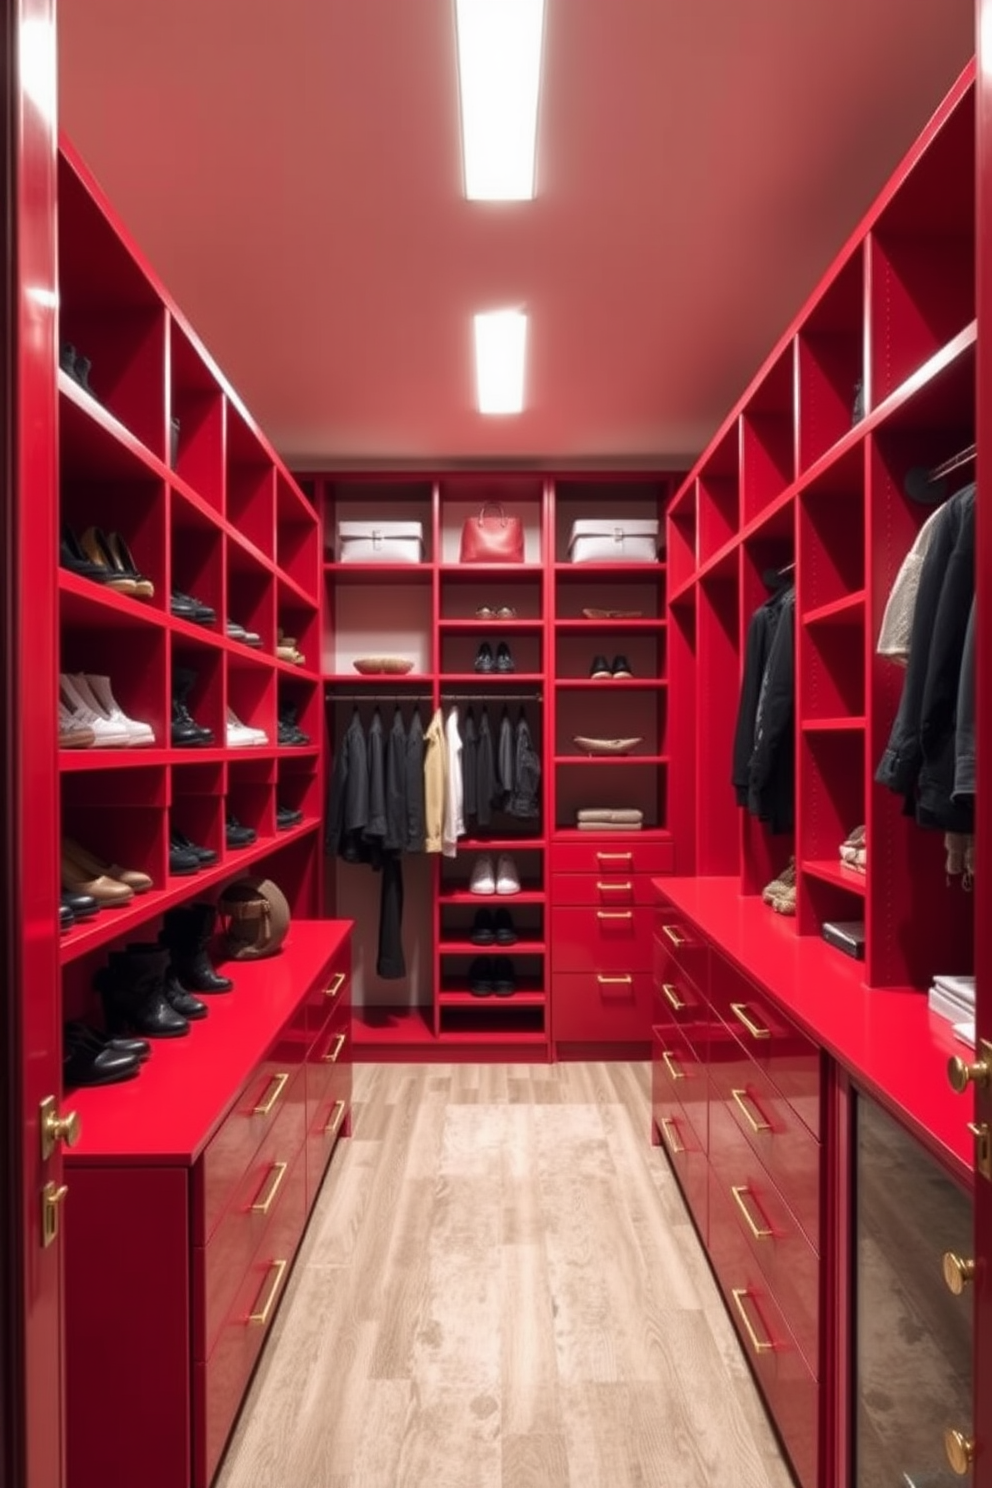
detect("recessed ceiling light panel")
(474, 310), (528, 414)
(455, 0), (546, 200)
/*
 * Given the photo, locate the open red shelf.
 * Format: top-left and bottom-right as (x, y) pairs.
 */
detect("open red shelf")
(801, 859), (867, 895)
(801, 716), (866, 732)
(439, 939), (547, 955)
(802, 591), (866, 628)
(351, 1006), (436, 1046)
(437, 991), (547, 1007)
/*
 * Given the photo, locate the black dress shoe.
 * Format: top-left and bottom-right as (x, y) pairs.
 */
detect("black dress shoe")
(60, 902), (74, 932)
(276, 804), (303, 829)
(62, 889), (99, 920)
(63, 1027), (141, 1087)
(171, 828), (218, 865)
(495, 642), (515, 674)
(226, 814), (257, 848)
(98, 948), (190, 1039)
(611, 655), (633, 678)
(65, 1021), (151, 1064)
(60, 523), (108, 582)
(468, 956), (494, 996)
(169, 841), (201, 875)
(590, 654), (612, 679)
(226, 619), (248, 641)
(470, 909), (496, 945)
(493, 908), (518, 946)
(474, 643), (494, 674)
(278, 705), (310, 747)
(172, 590), (216, 625)
(491, 956), (517, 997)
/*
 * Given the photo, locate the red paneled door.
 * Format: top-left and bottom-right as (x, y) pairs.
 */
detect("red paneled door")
(973, 7), (992, 1485)
(2, 0), (63, 1484)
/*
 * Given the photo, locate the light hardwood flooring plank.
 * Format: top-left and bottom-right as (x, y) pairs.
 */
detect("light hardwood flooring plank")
(217, 1061), (796, 1488)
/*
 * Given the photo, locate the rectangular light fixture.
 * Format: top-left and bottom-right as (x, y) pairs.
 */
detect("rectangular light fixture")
(455, 0), (545, 200)
(474, 311), (528, 414)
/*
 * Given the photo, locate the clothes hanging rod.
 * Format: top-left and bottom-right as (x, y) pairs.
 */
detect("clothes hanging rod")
(928, 442), (976, 482)
(325, 692), (433, 703)
(777, 560), (796, 575)
(904, 442), (976, 503)
(441, 692), (543, 703)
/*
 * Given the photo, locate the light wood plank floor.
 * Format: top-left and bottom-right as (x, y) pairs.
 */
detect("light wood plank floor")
(216, 1062), (795, 1488)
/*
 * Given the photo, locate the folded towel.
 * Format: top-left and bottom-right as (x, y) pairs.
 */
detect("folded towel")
(933, 974), (976, 1005)
(577, 820), (643, 831)
(576, 808), (644, 824)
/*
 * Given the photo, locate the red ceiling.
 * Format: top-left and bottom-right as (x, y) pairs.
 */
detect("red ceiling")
(58, 0), (973, 470)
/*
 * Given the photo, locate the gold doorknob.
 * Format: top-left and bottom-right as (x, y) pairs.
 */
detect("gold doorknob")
(943, 1252), (976, 1295)
(948, 1041), (992, 1093)
(944, 1427), (975, 1475)
(39, 1096), (81, 1162)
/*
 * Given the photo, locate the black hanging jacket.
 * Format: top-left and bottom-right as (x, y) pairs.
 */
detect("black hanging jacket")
(326, 709), (370, 862)
(747, 586), (795, 834)
(507, 713), (541, 819)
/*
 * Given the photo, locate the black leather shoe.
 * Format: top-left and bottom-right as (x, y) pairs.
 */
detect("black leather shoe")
(169, 841), (201, 875)
(495, 642), (515, 674)
(124, 951), (209, 1019)
(98, 948), (190, 1038)
(611, 655), (633, 678)
(226, 814), (257, 848)
(468, 955), (494, 996)
(171, 828), (218, 865)
(590, 654), (612, 679)
(493, 908), (517, 946)
(491, 956), (517, 996)
(276, 804), (303, 829)
(470, 909), (496, 945)
(60, 901), (74, 932)
(278, 705), (310, 747)
(474, 643), (494, 674)
(226, 619), (247, 641)
(62, 889), (99, 920)
(60, 523), (108, 582)
(63, 1025), (141, 1087)
(160, 903), (234, 993)
(172, 667), (214, 747)
(172, 590), (216, 626)
(65, 1020), (151, 1064)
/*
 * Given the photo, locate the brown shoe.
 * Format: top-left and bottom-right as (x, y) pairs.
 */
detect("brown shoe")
(63, 839), (148, 897)
(762, 856), (795, 905)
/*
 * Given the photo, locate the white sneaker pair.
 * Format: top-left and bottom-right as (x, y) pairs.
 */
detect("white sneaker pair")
(59, 672), (155, 747)
(226, 706), (269, 747)
(469, 854), (521, 895)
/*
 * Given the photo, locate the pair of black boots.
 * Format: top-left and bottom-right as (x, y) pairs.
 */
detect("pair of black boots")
(173, 667), (214, 747)
(468, 955), (516, 997)
(93, 904), (232, 1062)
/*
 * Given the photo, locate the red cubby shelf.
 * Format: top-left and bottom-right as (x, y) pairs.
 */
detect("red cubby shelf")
(802, 591), (866, 628)
(439, 940), (547, 955)
(553, 754), (669, 765)
(553, 562), (666, 577)
(440, 673), (544, 685)
(555, 618), (668, 632)
(801, 859), (868, 895)
(554, 678), (667, 691)
(351, 1007), (437, 1047)
(440, 890), (545, 907)
(801, 717), (866, 732)
(437, 991), (547, 1007)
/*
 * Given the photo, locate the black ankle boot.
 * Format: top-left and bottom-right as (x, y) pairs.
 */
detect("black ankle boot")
(172, 667), (214, 747)
(160, 902), (233, 993)
(97, 947), (189, 1038)
(127, 942), (208, 1019)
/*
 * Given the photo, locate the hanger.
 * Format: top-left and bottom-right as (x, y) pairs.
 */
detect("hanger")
(904, 442), (975, 504)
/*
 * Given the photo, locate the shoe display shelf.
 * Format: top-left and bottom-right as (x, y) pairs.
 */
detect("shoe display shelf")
(56, 139), (351, 1488)
(657, 64), (977, 1488)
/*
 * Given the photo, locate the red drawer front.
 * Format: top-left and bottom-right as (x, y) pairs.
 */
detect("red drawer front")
(192, 1068), (306, 1359)
(652, 905), (708, 989)
(551, 905), (654, 972)
(709, 1022), (821, 1249)
(652, 934), (709, 1051)
(707, 1178), (819, 1488)
(651, 1033), (707, 1240)
(551, 839), (675, 876)
(302, 949), (351, 1036)
(651, 1025), (707, 1152)
(193, 1014), (308, 1243)
(306, 1056), (351, 1211)
(709, 1099), (820, 1374)
(552, 872), (659, 906)
(193, 1145), (308, 1488)
(708, 954), (821, 1140)
(552, 971), (653, 1042)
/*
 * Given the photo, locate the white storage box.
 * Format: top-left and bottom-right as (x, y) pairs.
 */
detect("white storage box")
(337, 520), (424, 564)
(567, 518), (660, 563)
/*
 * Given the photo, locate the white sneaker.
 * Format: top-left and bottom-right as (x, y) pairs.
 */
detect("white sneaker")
(226, 706), (268, 747)
(469, 855), (496, 895)
(59, 674), (130, 748)
(77, 673), (156, 747)
(496, 854), (521, 895)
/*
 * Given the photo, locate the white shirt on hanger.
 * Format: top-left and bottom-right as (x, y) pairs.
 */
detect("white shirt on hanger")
(442, 705), (465, 857)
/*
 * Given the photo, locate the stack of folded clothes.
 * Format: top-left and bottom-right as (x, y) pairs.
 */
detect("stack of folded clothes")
(575, 808), (644, 831)
(927, 973), (975, 1028)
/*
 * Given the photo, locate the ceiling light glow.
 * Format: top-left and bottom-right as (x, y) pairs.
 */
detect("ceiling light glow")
(474, 311), (527, 414)
(455, 0), (545, 200)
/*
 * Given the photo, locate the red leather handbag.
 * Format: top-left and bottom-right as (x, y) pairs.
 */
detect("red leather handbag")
(459, 502), (525, 564)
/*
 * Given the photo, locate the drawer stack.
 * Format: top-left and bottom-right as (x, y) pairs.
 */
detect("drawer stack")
(651, 890), (823, 1488)
(551, 836), (674, 1047)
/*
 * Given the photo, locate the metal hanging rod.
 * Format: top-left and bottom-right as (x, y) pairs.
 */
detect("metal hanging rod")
(928, 442), (976, 482)
(441, 692), (543, 703)
(904, 442), (976, 504)
(325, 692), (433, 703)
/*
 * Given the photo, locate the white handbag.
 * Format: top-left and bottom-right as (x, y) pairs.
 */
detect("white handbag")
(567, 518), (660, 563)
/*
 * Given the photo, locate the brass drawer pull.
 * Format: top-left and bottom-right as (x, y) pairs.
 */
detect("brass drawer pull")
(322, 1032), (347, 1064)
(596, 880), (633, 892)
(731, 1087), (771, 1134)
(596, 852), (632, 863)
(597, 974), (632, 985)
(251, 1161), (288, 1215)
(597, 910), (633, 920)
(661, 981), (685, 1011)
(662, 1050), (685, 1082)
(253, 1072), (289, 1117)
(325, 971), (346, 1000)
(731, 1288), (773, 1354)
(730, 1002), (771, 1040)
(324, 1099), (347, 1138)
(248, 1258), (288, 1326)
(659, 1117), (685, 1155)
(731, 1184), (773, 1239)
(661, 924), (686, 947)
